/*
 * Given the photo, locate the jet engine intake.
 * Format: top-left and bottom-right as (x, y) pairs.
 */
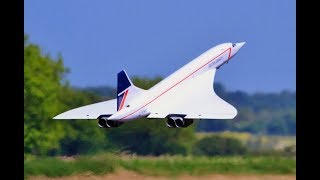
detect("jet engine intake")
(166, 117), (176, 128)
(166, 116), (193, 128)
(98, 116), (124, 128)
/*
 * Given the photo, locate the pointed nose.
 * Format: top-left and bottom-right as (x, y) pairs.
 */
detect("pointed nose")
(230, 41), (246, 58)
(236, 42), (246, 48)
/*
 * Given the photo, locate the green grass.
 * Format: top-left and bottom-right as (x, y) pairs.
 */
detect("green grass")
(24, 154), (116, 178)
(25, 154), (295, 178)
(119, 155), (295, 176)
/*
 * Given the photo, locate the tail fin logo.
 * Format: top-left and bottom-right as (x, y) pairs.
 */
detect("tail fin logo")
(116, 70), (145, 111)
(116, 70), (132, 111)
(117, 89), (129, 111)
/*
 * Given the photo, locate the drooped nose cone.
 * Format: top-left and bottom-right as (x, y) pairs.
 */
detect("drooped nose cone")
(231, 42), (246, 57)
(236, 42), (246, 48)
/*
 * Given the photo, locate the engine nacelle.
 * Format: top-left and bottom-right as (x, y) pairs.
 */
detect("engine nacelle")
(166, 117), (176, 128)
(98, 116), (124, 128)
(166, 116), (193, 128)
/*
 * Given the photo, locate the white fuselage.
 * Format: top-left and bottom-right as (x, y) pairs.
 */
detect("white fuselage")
(108, 42), (245, 121)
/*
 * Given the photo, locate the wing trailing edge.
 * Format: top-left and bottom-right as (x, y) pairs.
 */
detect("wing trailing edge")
(146, 69), (237, 120)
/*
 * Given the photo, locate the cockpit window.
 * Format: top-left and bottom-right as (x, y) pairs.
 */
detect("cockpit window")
(232, 43), (236, 47)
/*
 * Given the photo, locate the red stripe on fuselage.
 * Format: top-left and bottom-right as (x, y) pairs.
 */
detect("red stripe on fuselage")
(228, 48), (232, 59)
(118, 89), (129, 111)
(120, 47), (232, 120)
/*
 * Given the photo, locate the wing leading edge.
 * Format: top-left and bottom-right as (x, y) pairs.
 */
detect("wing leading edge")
(147, 69), (237, 119)
(53, 99), (117, 119)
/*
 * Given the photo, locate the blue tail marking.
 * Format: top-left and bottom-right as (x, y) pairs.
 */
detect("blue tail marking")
(117, 70), (132, 111)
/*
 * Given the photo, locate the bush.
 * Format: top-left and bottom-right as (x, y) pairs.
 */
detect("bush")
(193, 135), (247, 156)
(107, 118), (195, 156)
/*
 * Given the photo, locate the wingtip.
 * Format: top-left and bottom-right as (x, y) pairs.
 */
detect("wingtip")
(231, 108), (238, 119)
(53, 113), (64, 120)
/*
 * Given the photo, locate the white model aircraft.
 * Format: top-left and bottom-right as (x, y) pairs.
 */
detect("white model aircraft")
(54, 42), (246, 128)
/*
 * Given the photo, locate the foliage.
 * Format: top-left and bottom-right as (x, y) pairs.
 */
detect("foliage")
(24, 35), (69, 155)
(56, 87), (108, 155)
(196, 132), (296, 154)
(197, 83), (296, 135)
(192, 135), (247, 156)
(80, 85), (116, 100)
(24, 35), (108, 156)
(107, 119), (195, 156)
(131, 76), (163, 90)
(25, 153), (296, 178)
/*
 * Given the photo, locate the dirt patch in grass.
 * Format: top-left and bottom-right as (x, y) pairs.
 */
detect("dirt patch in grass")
(29, 170), (296, 180)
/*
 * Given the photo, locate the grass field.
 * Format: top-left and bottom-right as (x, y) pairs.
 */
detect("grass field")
(25, 153), (296, 179)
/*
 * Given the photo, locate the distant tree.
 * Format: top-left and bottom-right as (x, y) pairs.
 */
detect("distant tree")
(24, 35), (69, 155)
(266, 118), (288, 135)
(107, 118), (195, 156)
(131, 76), (163, 90)
(80, 86), (116, 99)
(196, 88), (296, 135)
(193, 135), (247, 156)
(214, 82), (227, 98)
(196, 120), (230, 132)
(284, 112), (296, 135)
(57, 88), (108, 155)
(24, 35), (108, 156)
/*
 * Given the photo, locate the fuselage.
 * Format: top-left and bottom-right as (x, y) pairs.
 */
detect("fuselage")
(108, 42), (245, 121)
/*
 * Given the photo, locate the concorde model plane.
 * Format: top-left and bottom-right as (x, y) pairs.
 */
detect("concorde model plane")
(54, 42), (246, 128)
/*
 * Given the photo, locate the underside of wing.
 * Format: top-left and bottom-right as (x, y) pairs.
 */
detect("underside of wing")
(147, 69), (237, 119)
(53, 99), (117, 119)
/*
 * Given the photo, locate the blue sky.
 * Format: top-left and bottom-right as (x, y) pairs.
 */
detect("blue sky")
(24, 0), (295, 93)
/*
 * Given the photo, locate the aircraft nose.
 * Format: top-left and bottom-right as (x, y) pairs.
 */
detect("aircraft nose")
(236, 42), (246, 49)
(230, 41), (246, 58)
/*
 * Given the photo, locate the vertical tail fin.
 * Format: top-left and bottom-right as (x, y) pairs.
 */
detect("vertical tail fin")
(117, 70), (132, 111)
(117, 70), (133, 95)
(116, 70), (145, 111)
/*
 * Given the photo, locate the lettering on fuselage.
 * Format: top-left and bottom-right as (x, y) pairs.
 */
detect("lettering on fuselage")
(208, 56), (224, 68)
